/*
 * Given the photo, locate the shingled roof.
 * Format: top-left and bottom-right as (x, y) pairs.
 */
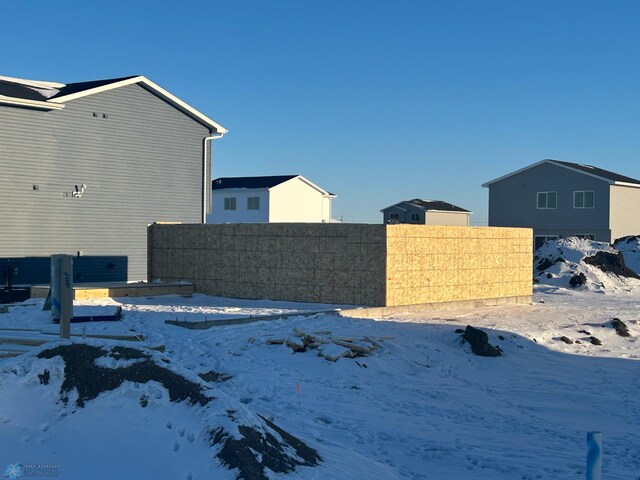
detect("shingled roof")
(212, 175), (299, 190)
(482, 159), (640, 187)
(0, 75), (137, 102)
(382, 199), (471, 213)
(0, 74), (226, 132)
(549, 160), (640, 185)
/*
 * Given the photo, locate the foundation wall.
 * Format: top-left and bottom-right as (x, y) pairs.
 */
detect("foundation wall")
(148, 223), (532, 307)
(148, 223), (386, 305)
(386, 225), (532, 306)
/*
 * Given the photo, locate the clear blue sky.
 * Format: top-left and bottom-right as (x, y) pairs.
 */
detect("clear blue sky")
(5, 1), (640, 224)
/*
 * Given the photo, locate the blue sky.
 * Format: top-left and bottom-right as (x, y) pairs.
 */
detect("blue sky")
(5, 1), (640, 223)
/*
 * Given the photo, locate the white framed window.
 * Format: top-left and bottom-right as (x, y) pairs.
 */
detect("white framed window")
(410, 213), (420, 223)
(247, 196), (260, 210)
(537, 191), (557, 209)
(224, 197), (236, 210)
(389, 213), (399, 220)
(534, 235), (559, 250)
(573, 190), (595, 209)
(575, 234), (596, 240)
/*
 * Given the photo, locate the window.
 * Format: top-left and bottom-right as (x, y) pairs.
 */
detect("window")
(224, 197), (236, 210)
(573, 190), (595, 209)
(575, 234), (596, 241)
(389, 213), (399, 221)
(534, 235), (559, 251)
(247, 196), (260, 210)
(537, 191), (557, 209)
(410, 213), (420, 223)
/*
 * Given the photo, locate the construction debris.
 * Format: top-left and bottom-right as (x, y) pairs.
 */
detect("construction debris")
(270, 328), (392, 362)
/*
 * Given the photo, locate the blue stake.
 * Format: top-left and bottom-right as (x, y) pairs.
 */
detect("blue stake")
(586, 431), (602, 480)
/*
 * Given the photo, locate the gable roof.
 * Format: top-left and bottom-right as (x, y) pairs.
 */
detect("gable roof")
(482, 159), (640, 188)
(0, 74), (226, 133)
(381, 199), (471, 213)
(212, 175), (335, 196)
(213, 175), (298, 190)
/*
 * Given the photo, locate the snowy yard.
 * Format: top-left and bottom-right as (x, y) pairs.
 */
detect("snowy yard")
(1, 282), (639, 480)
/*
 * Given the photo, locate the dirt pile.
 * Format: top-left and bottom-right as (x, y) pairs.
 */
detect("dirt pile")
(32, 343), (321, 480)
(534, 237), (640, 290)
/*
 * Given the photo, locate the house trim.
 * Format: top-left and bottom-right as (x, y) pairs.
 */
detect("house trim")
(276, 175), (336, 198)
(0, 95), (65, 111)
(49, 76), (227, 133)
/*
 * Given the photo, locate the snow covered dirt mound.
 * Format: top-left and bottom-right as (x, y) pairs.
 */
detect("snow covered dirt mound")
(613, 235), (640, 274)
(0, 342), (320, 480)
(534, 237), (640, 291)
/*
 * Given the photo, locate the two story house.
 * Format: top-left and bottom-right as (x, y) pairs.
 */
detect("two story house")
(381, 199), (471, 226)
(207, 175), (336, 224)
(0, 74), (226, 283)
(482, 159), (640, 249)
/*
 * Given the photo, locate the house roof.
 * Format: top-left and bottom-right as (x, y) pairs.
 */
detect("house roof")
(212, 175), (335, 196)
(0, 74), (226, 133)
(381, 199), (471, 213)
(482, 159), (640, 187)
(212, 175), (299, 190)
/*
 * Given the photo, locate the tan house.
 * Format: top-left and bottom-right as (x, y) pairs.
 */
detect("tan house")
(381, 199), (472, 226)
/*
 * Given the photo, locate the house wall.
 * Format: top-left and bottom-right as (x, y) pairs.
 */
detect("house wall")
(207, 189), (269, 224)
(0, 84), (210, 281)
(148, 223), (532, 307)
(269, 178), (330, 222)
(382, 203), (425, 224)
(609, 184), (640, 240)
(487, 162), (612, 241)
(322, 196), (333, 222)
(425, 211), (470, 226)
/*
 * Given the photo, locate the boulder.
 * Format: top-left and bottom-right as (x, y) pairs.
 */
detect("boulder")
(461, 326), (502, 357)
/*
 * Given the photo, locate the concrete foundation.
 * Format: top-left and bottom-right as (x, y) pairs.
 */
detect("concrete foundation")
(148, 223), (532, 307)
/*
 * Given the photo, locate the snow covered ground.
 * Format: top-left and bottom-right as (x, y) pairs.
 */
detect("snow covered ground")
(1, 283), (639, 480)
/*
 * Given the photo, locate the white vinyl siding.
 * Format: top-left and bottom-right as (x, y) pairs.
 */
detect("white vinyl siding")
(573, 190), (595, 209)
(537, 191), (557, 209)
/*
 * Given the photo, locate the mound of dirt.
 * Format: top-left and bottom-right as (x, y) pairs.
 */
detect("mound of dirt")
(583, 251), (640, 279)
(32, 343), (321, 480)
(534, 237), (640, 291)
(38, 344), (212, 407)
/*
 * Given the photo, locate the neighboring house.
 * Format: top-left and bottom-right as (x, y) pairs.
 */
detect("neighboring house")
(381, 199), (472, 226)
(207, 175), (336, 224)
(482, 159), (640, 249)
(0, 74), (226, 283)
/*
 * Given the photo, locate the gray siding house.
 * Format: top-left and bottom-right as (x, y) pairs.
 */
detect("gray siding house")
(0, 74), (226, 282)
(381, 199), (472, 225)
(482, 159), (640, 249)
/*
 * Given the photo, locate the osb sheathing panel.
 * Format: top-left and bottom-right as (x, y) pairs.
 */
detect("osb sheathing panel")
(148, 224), (532, 307)
(385, 225), (532, 306)
(148, 223), (387, 306)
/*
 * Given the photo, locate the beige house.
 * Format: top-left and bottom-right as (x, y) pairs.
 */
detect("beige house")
(207, 175), (336, 224)
(381, 199), (472, 226)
